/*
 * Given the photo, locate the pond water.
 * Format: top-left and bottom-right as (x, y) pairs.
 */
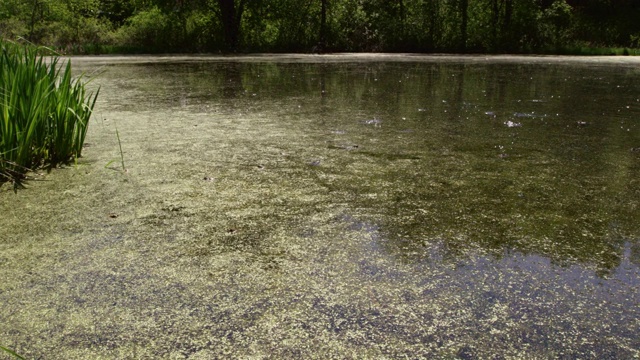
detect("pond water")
(1, 55), (639, 358)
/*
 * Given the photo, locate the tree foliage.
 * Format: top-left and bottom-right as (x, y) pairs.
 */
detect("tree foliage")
(0, 0), (638, 53)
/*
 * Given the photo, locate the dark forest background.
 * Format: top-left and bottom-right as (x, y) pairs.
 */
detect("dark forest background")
(1, 0), (639, 54)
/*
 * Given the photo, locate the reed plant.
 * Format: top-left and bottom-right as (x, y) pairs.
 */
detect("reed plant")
(0, 40), (99, 184)
(0, 345), (25, 359)
(105, 122), (126, 172)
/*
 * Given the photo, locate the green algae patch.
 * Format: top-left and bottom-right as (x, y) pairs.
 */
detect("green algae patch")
(1, 55), (639, 358)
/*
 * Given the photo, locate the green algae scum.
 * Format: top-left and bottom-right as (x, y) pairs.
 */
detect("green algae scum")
(1, 55), (639, 358)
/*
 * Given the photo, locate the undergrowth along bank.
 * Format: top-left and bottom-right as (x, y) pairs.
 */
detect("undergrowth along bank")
(0, 40), (99, 186)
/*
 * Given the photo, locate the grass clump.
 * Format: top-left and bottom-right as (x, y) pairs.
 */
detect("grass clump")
(0, 40), (99, 185)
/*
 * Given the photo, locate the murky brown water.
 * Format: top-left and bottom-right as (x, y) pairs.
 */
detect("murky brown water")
(1, 55), (639, 358)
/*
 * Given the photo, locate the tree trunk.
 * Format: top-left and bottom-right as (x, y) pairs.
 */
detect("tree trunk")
(424, 0), (441, 50)
(459, 0), (468, 51)
(29, 0), (39, 42)
(502, 0), (513, 49)
(217, 0), (245, 51)
(491, 0), (499, 50)
(319, 0), (328, 50)
(398, 0), (405, 46)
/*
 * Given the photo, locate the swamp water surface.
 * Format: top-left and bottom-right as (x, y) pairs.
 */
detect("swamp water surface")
(1, 55), (640, 358)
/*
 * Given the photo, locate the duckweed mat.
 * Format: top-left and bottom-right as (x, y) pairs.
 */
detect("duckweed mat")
(1, 55), (639, 359)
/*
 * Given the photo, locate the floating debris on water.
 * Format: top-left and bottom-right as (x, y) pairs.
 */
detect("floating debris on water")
(504, 120), (522, 128)
(514, 112), (535, 117)
(361, 118), (382, 126)
(328, 144), (359, 151)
